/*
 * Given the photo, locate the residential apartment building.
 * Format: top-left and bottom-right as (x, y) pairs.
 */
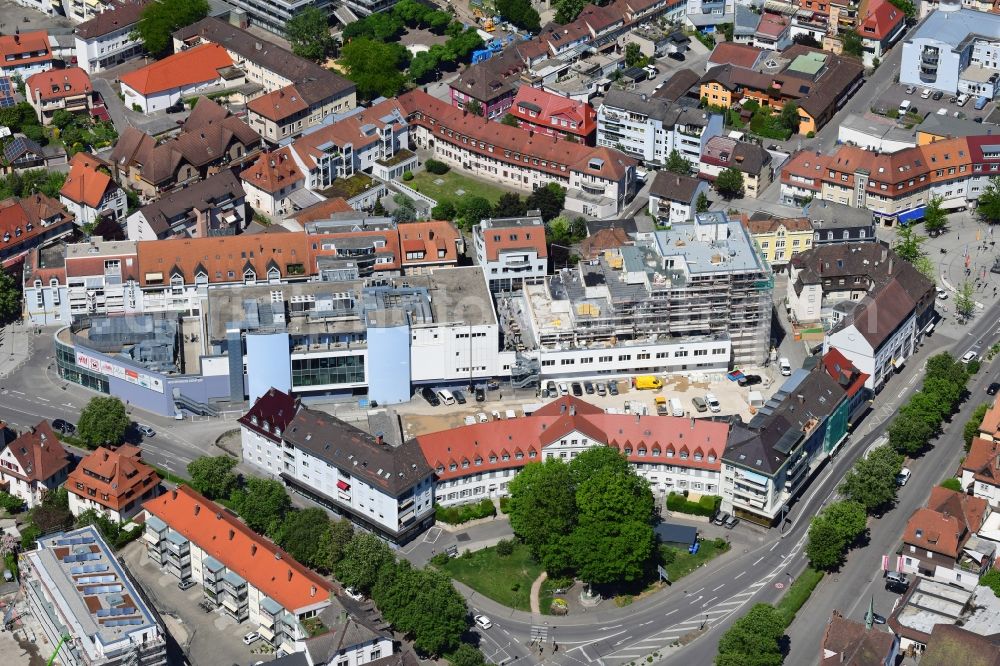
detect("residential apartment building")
(61, 237), (141, 320)
(857, 0), (906, 66)
(449, 43), (529, 120)
(110, 97), (260, 201)
(59, 152), (127, 226)
(143, 485), (335, 653)
(647, 172), (710, 225)
(239, 400), (436, 543)
(0, 31), (55, 78)
(900, 1), (1000, 96)
(698, 135), (773, 198)
(508, 87), (597, 144)
(212, 0), (333, 35)
(597, 89), (724, 165)
(22, 526), (167, 666)
(66, 445), (161, 522)
(720, 363), (855, 525)
(241, 148), (306, 218)
(21, 245), (69, 326)
(960, 435), (1000, 507)
(60, 0), (119, 24)
(26, 67), (94, 125)
(0, 422), (71, 509)
(173, 17), (356, 137)
(0, 192), (74, 268)
(420, 395), (729, 505)
(821, 610), (900, 665)
(119, 43), (240, 113)
(779, 135), (1000, 224)
(684, 0), (735, 30)
(472, 215), (549, 292)
(700, 45), (864, 135)
(126, 170), (248, 241)
(803, 200), (877, 245)
(73, 0), (147, 74)
(742, 213), (813, 266)
(900, 486), (993, 589)
(401, 90), (637, 218)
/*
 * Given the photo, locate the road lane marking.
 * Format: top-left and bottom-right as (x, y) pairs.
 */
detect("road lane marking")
(734, 571), (746, 579)
(712, 583), (725, 591)
(770, 541), (780, 551)
(664, 609), (677, 617)
(753, 556), (765, 565)
(703, 596), (718, 606)
(689, 587), (704, 595)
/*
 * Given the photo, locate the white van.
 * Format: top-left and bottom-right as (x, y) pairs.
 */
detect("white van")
(669, 397), (684, 417)
(779, 357), (792, 376)
(898, 99), (912, 115)
(436, 389), (456, 405)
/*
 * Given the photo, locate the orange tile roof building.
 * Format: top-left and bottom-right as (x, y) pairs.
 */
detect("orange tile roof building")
(856, 0), (906, 66)
(25, 67), (94, 125)
(960, 436), (1000, 508)
(508, 87), (597, 144)
(119, 43), (239, 113)
(0, 422), (71, 509)
(59, 152), (127, 226)
(418, 395), (729, 506)
(66, 445), (161, 522)
(472, 214), (549, 292)
(0, 30), (54, 78)
(0, 192), (74, 269)
(240, 148), (305, 218)
(143, 485), (334, 651)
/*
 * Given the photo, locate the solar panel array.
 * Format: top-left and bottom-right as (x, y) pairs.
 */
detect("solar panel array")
(0, 78), (14, 109)
(63, 552), (101, 564)
(55, 536), (96, 547)
(70, 564), (110, 575)
(96, 607), (137, 618)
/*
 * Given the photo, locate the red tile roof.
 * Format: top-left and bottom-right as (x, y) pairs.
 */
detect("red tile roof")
(144, 485), (333, 612)
(240, 148), (303, 195)
(247, 84), (309, 123)
(60, 152), (115, 208)
(417, 396), (728, 481)
(289, 98), (407, 170)
(902, 487), (987, 559)
(398, 89), (636, 182)
(708, 42), (764, 69)
(509, 87), (597, 139)
(398, 220), (461, 266)
(26, 66), (92, 102)
(119, 43), (233, 96)
(286, 197), (354, 225)
(755, 13), (790, 39)
(820, 348), (870, 398)
(0, 31), (52, 68)
(0, 193), (73, 262)
(2, 421), (70, 483)
(65, 445), (160, 512)
(858, 0), (904, 41)
(480, 219), (548, 262)
(962, 437), (1000, 488)
(238, 387), (299, 444)
(979, 393), (1000, 439)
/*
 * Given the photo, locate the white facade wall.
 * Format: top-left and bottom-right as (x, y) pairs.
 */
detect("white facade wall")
(23, 279), (70, 326)
(0, 448), (66, 509)
(67, 489), (128, 522)
(61, 185), (127, 227)
(826, 310), (916, 390)
(535, 338), (731, 380)
(73, 28), (143, 75)
(240, 427), (284, 478)
(409, 322), (502, 383)
(961, 471), (1000, 507)
(900, 552), (981, 590)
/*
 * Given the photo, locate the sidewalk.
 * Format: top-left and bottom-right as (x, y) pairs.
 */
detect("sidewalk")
(0, 322), (37, 382)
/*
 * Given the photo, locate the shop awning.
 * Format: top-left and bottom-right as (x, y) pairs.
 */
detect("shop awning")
(336, 480), (350, 491)
(896, 206), (926, 226)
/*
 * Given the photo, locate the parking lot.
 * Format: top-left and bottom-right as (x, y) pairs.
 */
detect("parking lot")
(874, 81), (993, 122)
(121, 541), (269, 666)
(396, 368), (782, 439)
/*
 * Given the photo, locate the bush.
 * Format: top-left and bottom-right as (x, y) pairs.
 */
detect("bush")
(430, 552), (451, 566)
(434, 498), (496, 524)
(496, 538), (515, 556)
(0, 492), (24, 514)
(968, 360), (981, 374)
(425, 158), (450, 175)
(940, 478), (963, 492)
(666, 492), (721, 517)
(498, 496), (511, 514)
(402, 171), (414, 181)
(806, 131), (815, 138)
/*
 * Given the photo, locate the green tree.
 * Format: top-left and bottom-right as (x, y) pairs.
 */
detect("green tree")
(955, 279), (976, 319)
(495, 0), (541, 32)
(940, 478), (963, 492)
(793, 33), (821, 48)
(981, 569), (1000, 597)
(978, 177), (1000, 224)
(50, 109), (76, 130)
(493, 192), (526, 218)
(77, 397), (129, 447)
(554, 0), (587, 24)
(893, 225), (926, 262)
(625, 43), (644, 68)
(780, 101), (800, 134)
(454, 196), (493, 230)
(696, 191), (711, 213)
(888, 0), (916, 17)
(526, 182), (566, 221)
(887, 404), (936, 455)
(340, 38), (409, 100)
(500, 113), (519, 127)
(431, 200), (456, 220)
(134, 0), (209, 56)
(317, 519), (354, 572)
(840, 30), (863, 58)
(285, 6), (333, 62)
(546, 215), (586, 246)
(839, 446), (903, 513)
(409, 51), (439, 84)
(374, 563), (467, 656)
(447, 643), (487, 666)
(715, 603), (785, 666)
(824, 500), (868, 544)
(274, 508), (330, 569)
(964, 402), (990, 451)
(186, 456), (239, 500)
(507, 460), (577, 560)
(923, 195), (947, 234)
(337, 532), (396, 594)
(465, 99), (483, 117)
(569, 445), (631, 485)
(806, 515), (848, 570)
(232, 477), (290, 537)
(0, 267), (19, 322)
(715, 168), (745, 199)
(666, 149), (691, 175)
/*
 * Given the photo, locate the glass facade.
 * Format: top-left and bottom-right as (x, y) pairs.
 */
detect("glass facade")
(55, 340), (110, 394)
(291, 355), (365, 388)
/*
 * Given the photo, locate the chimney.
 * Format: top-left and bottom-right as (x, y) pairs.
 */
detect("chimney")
(287, 570), (293, 582)
(570, 404), (576, 416)
(690, 416), (695, 429)
(251, 544), (257, 556)
(797, 394), (804, 403)
(171, 488), (178, 499)
(194, 504), (201, 516)
(376, 434), (384, 446)
(228, 529), (235, 540)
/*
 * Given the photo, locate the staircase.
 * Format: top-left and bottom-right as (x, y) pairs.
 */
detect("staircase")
(173, 392), (220, 417)
(510, 352), (540, 389)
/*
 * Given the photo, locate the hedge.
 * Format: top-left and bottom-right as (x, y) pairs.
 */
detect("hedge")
(666, 492), (721, 517)
(425, 158), (450, 175)
(435, 499), (496, 525)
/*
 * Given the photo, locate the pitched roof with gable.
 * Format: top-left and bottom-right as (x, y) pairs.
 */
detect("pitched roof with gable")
(119, 42), (233, 96)
(397, 220), (461, 266)
(743, 212), (811, 235)
(289, 98), (407, 171)
(927, 486), (988, 534)
(285, 197), (353, 225)
(578, 227), (630, 260)
(652, 68), (700, 103)
(246, 84), (310, 123)
(979, 393), (1000, 438)
(26, 67), (92, 102)
(398, 90), (636, 182)
(60, 152), (116, 208)
(0, 192), (73, 258)
(2, 421), (70, 482)
(821, 610), (897, 666)
(649, 171), (704, 203)
(135, 170), (245, 238)
(708, 42), (764, 69)
(450, 43), (527, 104)
(920, 624), (1000, 666)
(303, 599), (388, 664)
(0, 31), (52, 67)
(755, 13), (790, 39)
(963, 437), (1000, 488)
(509, 87), (597, 138)
(239, 387), (299, 444)
(857, 0), (904, 42)
(75, 0), (148, 40)
(833, 278), (916, 348)
(902, 487), (987, 559)
(820, 348), (870, 397)
(417, 396), (729, 482)
(65, 445), (160, 512)
(143, 485), (333, 613)
(701, 135), (772, 175)
(240, 148), (303, 195)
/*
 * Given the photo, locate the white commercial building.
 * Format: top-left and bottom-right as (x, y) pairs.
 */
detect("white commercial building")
(72, 1), (146, 74)
(472, 215), (549, 292)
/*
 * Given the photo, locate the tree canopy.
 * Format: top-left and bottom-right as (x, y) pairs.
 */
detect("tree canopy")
(964, 402), (991, 451)
(715, 168), (745, 199)
(135, 0), (209, 56)
(375, 563), (467, 655)
(715, 603), (785, 666)
(979, 177), (1000, 224)
(666, 149), (691, 175)
(839, 446), (903, 513)
(233, 477), (291, 536)
(955, 280), (976, 319)
(527, 182), (566, 221)
(77, 397), (129, 447)
(0, 267), (19, 322)
(496, 0), (541, 32)
(274, 508), (331, 569)
(337, 532), (396, 595)
(186, 456), (238, 500)
(923, 195), (947, 234)
(893, 225), (926, 263)
(340, 38), (410, 100)
(285, 6), (334, 62)
(806, 500), (867, 570)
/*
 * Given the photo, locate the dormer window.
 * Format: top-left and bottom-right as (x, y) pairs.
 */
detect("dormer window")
(251, 415), (259, 425)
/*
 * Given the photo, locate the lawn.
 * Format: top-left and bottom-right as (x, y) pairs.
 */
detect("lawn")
(438, 543), (543, 611)
(408, 170), (510, 206)
(661, 537), (730, 582)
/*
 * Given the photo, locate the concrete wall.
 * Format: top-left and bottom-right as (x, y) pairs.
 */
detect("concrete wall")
(367, 323), (411, 405)
(246, 332), (292, 403)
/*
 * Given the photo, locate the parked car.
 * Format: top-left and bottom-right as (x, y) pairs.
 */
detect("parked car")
(571, 382), (584, 396)
(453, 390), (467, 405)
(137, 425), (156, 438)
(885, 571), (909, 593)
(957, 93), (970, 106)
(474, 615), (493, 630)
(546, 381), (558, 398)
(464, 415), (476, 426)
(477, 412), (489, 423)
(896, 467), (912, 486)
(178, 579), (196, 591)
(243, 632), (260, 645)
(596, 383), (607, 396)
(724, 515), (740, 529)
(52, 419), (75, 434)
(904, 84), (915, 94)
(559, 382), (569, 395)
(608, 381), (619, 396)
(692, 396), (708, 413)
(486, 380), (501, 391)
(988, 382), (1000, 395)
(738, 374), (762, 387)
(584, 381), (595, 394)
(936, 287), (948, 300)
(421, 387), (440, 406)
(961, 350), (979, 364)
(668, 52), (685, 61)
(705, 393), (721, 413)
(344, 588), (364, 601)
(475, 387), (486, 402)
(867, 612), (887, 625)
(932, 90), (944, 100)
(713, 511), (730, 526)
